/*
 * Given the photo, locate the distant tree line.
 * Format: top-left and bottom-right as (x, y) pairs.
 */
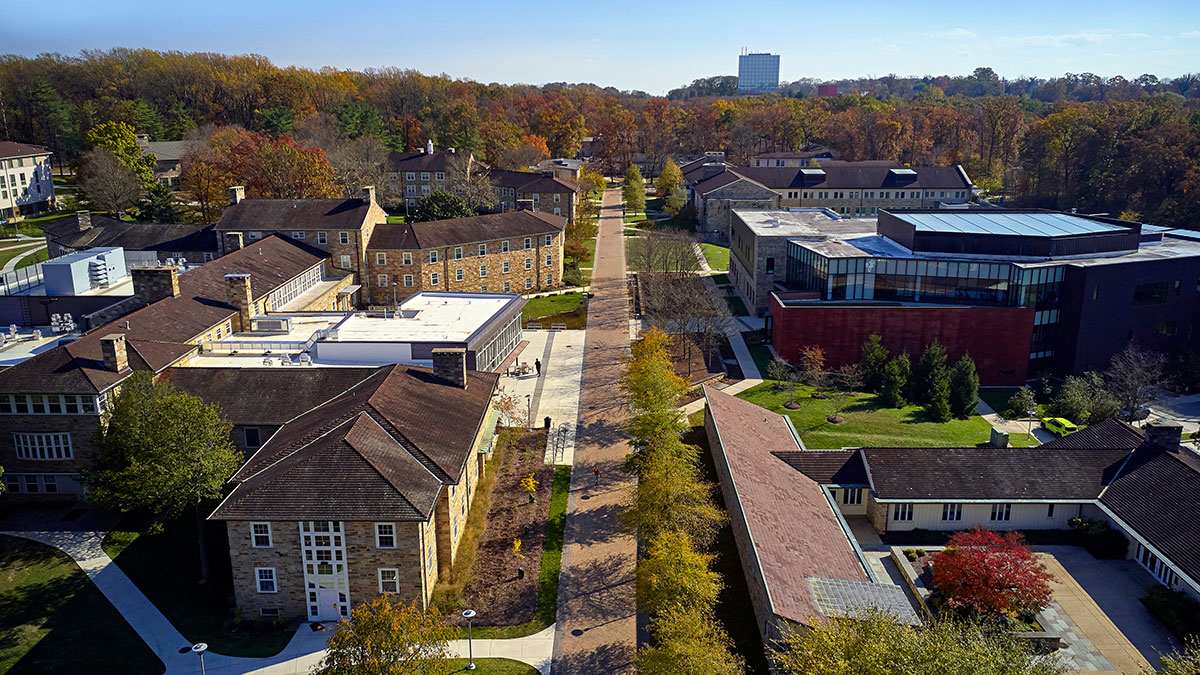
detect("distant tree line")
(4, 51), (1200, 227)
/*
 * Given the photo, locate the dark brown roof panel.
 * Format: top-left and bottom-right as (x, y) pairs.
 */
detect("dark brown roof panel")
(216, 199), (373, 231)
(368, 211), (565, 250)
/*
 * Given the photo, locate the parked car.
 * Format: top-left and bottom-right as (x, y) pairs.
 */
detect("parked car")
(1041, 417), (1079, 437)
(1120, 407), (1151, 422)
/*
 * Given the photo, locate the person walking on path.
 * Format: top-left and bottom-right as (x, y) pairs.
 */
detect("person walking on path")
(535, 358), (542, 376)
(593, 464), (601, 486)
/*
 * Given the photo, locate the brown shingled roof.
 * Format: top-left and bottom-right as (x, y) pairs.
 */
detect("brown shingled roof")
(0, 141), (50, 159)
(704, 387), (869, 627)
(774, 450), (868, 485)
(44, 215), (217, 254)
(368, 211), (565, 250)
(216, 198), (374, 231)
(0, 235), (325, 394)
(161, 367), (378, 425)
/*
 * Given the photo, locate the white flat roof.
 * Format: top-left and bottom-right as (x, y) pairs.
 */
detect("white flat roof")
(334, 293), (520, 343)
(734, 210), (873, 238)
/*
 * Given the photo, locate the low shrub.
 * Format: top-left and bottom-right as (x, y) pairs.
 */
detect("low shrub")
(1142, 585), (1200, 643)
(902, 548), (929, 562)
(1068, 517), (1128, 559)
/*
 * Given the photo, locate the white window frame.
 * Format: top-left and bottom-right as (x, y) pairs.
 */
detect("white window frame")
(524, 278), (533, 290)
(256, 567), (278, 593)
(502, 261), (510, 274)
(429, 250), (439, 264)
(544, 235), (553, 246)
(251, 522), (273, 548)
(435, 172), (445, 181)
(893, 503), (914, 521)
(524, 258), (532, 271)
(375, 523), (396, 549)
(339, 232), (350, 245)
(990, 503), (1012, 522)
(501, 240), (510, 253)
(378, 274), (389, 287)
(13, 432), (73, 460)
(376, 252), (387, 265)
(523, 237), (532, 250)
(545, 254), (553, 267)
(405, 172), (416, 181)
(378, 568), (399, 594)
(842, 487), (862, 505)
(430, 272), (439, 286)
(553, 193), (561, 203)
(453, 247), (463, 260)
(403, 274), (413, 287)
(479, 264), (488, 278)
(503, 281), (511, 293)
(420, 171), (430, 181)
(942, 503), (962, 521)
(317, 232), (328, 245)
(455, 268), (464, 282)
(478, 244), (487, 256)
(402, 252), (412, 265)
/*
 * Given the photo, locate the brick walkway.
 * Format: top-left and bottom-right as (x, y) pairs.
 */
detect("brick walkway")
(551, 189), (638, 673)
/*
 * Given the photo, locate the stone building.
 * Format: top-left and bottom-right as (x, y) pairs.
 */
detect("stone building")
(485, 169), (578, 224)
(216, 186), (387, 284)
(363, 211), (565, 304)
(208, 354), (500, 621)
(385, 141), (473, 209)
(0, 236), (351, 497)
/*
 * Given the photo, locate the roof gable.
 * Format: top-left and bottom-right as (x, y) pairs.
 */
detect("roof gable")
(216, 199), (372, 231)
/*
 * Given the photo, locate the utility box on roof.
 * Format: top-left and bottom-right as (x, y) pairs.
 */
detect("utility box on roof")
(41, 247), (127, 295)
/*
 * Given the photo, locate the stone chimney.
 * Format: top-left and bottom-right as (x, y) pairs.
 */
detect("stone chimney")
(225, 273), (254, 331)
(701, 162), (726, 180)
(224, 232), (245, 254)
(362, 185), (376, 205)
(425, 139), (434, 155)
(431, 348), (467, 388)
(100, 334), (129, 373)
(76, 211), (92, 232)
(1144, 420), (1182, 451)
(228, 185), (246, 206)
(131, 266), (181, 303)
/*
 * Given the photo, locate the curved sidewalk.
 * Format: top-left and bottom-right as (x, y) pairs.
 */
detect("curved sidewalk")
(2, 529), (552, 674)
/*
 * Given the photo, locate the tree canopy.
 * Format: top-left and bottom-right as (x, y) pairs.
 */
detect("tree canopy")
(409, 190), (475, 222)
(314, 597), (456, 675)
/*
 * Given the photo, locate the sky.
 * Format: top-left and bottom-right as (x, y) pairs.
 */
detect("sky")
(3, 0), (1199, 94)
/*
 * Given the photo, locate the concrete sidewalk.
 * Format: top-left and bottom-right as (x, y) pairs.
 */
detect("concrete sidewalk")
(552, 188), (638, 673)
(679, 379), (763, 415)
(975, 398), (1054, 444)
(493, 328), (586, 465)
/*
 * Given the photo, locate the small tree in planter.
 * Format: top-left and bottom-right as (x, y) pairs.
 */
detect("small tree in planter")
(828, 363), (863, 424)
(767, 357), (794, 391)
(799, 345), (828, 395)
(931, 527), (1052, 624)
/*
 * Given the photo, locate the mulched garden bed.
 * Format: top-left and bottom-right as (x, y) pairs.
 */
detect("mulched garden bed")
(446, 430), (554, 627)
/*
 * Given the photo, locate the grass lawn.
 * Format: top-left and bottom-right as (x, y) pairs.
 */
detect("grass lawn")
(699, 243), (729, 271)
(102, 511), (295, 657)
(446, 658), (538, 674)
(741, 330), (774, 378)
(645, 196), (664, 213)
(725, 295), (749, 316)
(467, 465), (570, 639)
(386, 214), (406, 223)
(622, 211), (645, 223)
(16, 248), (48, 269)
(711, 273), (731, 286)
(977, 387), (1051, 419)
(523, 293), (584, 321)
(0, 244), (44, 270)
(738, 382), (998, 449)
(0, 534), (164, 674)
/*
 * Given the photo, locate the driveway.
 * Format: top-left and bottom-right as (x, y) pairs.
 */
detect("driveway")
(1036, 546), (1180, 672)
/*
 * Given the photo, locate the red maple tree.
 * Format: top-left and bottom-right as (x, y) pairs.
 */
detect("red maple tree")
(930, 527), (1053, 619)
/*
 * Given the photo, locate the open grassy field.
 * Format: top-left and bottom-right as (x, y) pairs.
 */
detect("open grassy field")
(699, 243), (729, 271)
(738, 382), (998, 449)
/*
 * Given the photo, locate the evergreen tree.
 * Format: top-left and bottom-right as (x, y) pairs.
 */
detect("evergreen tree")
(880, 354), (911, 408)
(927, 368), (953, 422)
(860, 333), (889, 392)
(949, 354), (981, 419)
(1004, 387), (1038, 420)
(622, 164), (646, 211)
(410, 190), (475, 222)
(915, 340), (949, 404)
(134, 181), (180, 223)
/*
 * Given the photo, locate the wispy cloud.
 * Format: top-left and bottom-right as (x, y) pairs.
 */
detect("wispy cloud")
(1178, 30), (1200, 39)
(994, 32), (1122, 48)
(910, 28), (978, 41)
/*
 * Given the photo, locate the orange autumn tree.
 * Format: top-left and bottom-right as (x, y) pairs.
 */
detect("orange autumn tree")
(209, 127), (338, 199)
(931, 527), (1053, 621)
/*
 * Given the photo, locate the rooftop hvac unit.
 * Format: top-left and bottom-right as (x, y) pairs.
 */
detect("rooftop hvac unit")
(88, 260), (110, 287)
(251, 316), (292, 333)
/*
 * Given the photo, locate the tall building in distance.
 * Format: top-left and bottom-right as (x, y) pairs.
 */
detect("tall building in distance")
(738, 52), (780, 95)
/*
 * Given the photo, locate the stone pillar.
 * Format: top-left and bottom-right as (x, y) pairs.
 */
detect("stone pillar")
(431, 348), (467, 388)
(228, 185), (245, 206)
(1145, 421), (1182, 451)
(131, 266), (181, 303)
(76, 211), (92, 231)
(361, 185), (376, 205)
(225, 273), (253, 331)
(224, 232), (245, 254)
(100, 334), (129, 372)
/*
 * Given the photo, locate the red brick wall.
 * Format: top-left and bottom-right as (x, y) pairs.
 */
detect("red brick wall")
(769, 299), (1034, 386)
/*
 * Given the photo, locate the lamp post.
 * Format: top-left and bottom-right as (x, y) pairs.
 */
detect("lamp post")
(191, 642), (208, 675)
(462, 609), (477, 670)
(1027, 409), (1037, 443)
(391, 281), (398, 318)
(525, 394), (532, 430)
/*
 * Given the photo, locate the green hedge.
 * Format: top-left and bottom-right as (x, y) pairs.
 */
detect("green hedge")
(1142, 585), (1200, 643)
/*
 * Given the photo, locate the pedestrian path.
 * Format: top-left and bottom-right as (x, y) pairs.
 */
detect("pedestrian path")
(691, 241), (713, 273)
(679, 378), (763, 415)
(1, 243), (46, 273)
(975, 398), (1054, 444)
(552, 188), (638, 673)
(1, 528), (553, 674)
(492, 328), (585, 465)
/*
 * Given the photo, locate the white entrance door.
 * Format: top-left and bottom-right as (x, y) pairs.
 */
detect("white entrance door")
(316, 589), (341, 621)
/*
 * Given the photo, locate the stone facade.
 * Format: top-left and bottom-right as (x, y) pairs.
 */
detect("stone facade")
(364, 231), (563, 304)
(728, 219), (791, 315)
(695, 180), (780, 244)
(776, 188), (970, 216)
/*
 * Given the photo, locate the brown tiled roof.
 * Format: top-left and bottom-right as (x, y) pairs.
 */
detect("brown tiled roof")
(0, 236), (325, 394)
(861, 446), (1132, 500)
(210, 414), (441, 521)
(486, 169), (578, 193)
(44, 215), (217, 253)
(1041, 418), (1145, 450)
(735, 165), (973, 190)
(161, 367), (378, 425)
(386, 150), (458, 172)
(0, 141), (50, 159)
(216, 198), (374, 231)
(1102, 446), (1200, 584)
(212, 364), (497, 522)
(368, 211), (565, 250)
(704, 387), (869, 627)
(693, 170), (753, 195)
(233, 365), (498, 484)
(774, 450), (868, 484)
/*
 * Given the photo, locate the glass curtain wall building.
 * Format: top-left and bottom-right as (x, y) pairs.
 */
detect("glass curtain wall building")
(738, 53), (780, 95)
